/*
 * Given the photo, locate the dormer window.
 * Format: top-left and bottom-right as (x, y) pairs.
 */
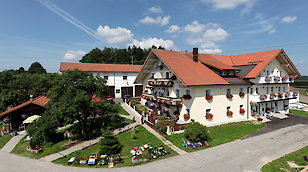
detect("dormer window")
(222, 70), (227, 76)
(228, 70), (235, 76)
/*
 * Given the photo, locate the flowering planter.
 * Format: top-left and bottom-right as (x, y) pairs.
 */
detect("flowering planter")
(165, 100), (171, 105)
(239, 109), (245, 114)
(277, 93), (283, 99)
(205, 113), (213, 119)
(284, 92), (290, 98)
(289, 76), (295, 81)
(270, 93), (276, 99)
(205, 95), (213, 100)
(175, 101), (182, 107)
(274, 76), (281, 81)
(183, 114), (190, 120)
(227, 111), (233, 116)
(226, 94), (233, 99)
(239, 92), (245, 97)
(265, 76), (272, 81)
(183, 95), (192, 100)
(293, 92), (298, 97)
(282, 76), (288, 81)
(260, 94), (267, 100)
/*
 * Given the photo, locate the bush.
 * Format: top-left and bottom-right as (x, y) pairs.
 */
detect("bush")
(99, 131), (122, 155)
(184, 122), (210, 142)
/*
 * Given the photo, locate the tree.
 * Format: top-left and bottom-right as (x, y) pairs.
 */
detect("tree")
(99, 131), (122, 155)
(79, 48), (104, 63)
(45, 70), (118, 135)
(28, 62), (46, 73)
(18, 67), (25, 73)
(184, 122), (210, 142)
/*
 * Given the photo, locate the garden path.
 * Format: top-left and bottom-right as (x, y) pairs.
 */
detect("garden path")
(1, 130), (26, 152)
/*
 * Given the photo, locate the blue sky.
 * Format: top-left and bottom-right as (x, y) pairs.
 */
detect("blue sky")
(0, 0), (307, 75)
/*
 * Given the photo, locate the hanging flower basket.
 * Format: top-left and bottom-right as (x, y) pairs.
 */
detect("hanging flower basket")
(226, 94), (233, 99)
(183, 114), (190, 120)
(227, 110), (233, 116)
(205, 113), (213, 119)
(274, 76), (281, 81)
(205, 95), (213, 100)
(239, 108), (245, 114)
(293, 92), (298, 97)
(239, 92), (245, 97)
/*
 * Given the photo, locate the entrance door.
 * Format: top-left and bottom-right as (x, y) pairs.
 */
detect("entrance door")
(134, 85), (143, 97)
(121, 86), (133, 98)
(275, 102), (279, 112)
(107, 86), (115, 98)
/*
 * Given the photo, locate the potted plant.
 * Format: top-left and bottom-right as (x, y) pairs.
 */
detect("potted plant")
(289, 76), (295, 81)
(183, 114), (190, 120)
(226, 94), (233, 99)
(183, 94), (192, 99)
(227, 110), (233, 116)
(239, 108), (245, 114)
(205, 113), (213, 119)
(239, 92), (245, 97)
(205, 95), (213, 100)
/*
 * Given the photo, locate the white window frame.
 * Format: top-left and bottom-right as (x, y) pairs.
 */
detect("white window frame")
(227, 106), (231, 111)
(283, 86), (286, 93)
(266, 70), (270, 76)
(222, 70), (227, 76)
(256, 87), (259, 94)
(206, 109), (211, 113)
(266, 87), (270, 94)
(175, 88), (180, 97)
(239, 87), (244, 94)
(226, 88), (232, 95)
(250, 87), (254, 95)
(166, 88), (169, 97)
(185, 89), (190, 95)
(271, 87), (274, 93)
(205, 89), (212, 96)
(165, 72), (170, 79)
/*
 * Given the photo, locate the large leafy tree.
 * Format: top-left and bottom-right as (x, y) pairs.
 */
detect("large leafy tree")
(46, 70), (118, 135)
(28, 62), (47, 73)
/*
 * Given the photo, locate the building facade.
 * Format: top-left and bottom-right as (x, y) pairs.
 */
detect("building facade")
(60, 62), (142, 98)
(134, 48), (301, 126)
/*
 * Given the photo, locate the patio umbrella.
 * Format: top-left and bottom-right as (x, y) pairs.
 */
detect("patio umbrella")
(23, 115), (41, 124)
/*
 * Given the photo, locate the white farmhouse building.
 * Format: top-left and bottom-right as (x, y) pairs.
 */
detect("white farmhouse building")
(134, 48), (301, 126)
(60, 62), (142, 98)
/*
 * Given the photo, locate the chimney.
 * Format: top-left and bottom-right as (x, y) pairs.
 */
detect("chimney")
(193, 47), (198, 62)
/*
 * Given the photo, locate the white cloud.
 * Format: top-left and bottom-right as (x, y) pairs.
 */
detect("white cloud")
(148, 6), (163, 14)
(245, 14), (275, 34)
(199, 48), (222, 54)
(268, 29), (276, 34)
(281, 16), (297, 23)
(63, 50), (86, 60)
(166, 25), (180, 33)
(96, 25), (134, 45)
(131, 38), (175, 50)
(139, 15), (170, 26)
(183, 20), (206, 34)
(202, 27), (230, 41)
(201, 0), (250, 9)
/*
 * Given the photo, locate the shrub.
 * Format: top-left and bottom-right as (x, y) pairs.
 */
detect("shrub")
(184, 122), (210, 142)
(99, 131), (122, 156)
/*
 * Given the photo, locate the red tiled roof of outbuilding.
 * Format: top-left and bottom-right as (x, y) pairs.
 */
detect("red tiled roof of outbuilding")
(60, 62), (142, 72)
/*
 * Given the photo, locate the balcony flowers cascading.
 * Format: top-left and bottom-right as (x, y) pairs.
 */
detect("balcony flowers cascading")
(226, 94), (233, 99)
(175, 101), (182, 107)
(260, 94), (267, 100)
(205, 113), (213, 119)
(293, 92), (298, 97)
(282, 76), (288, 81)
(274, 76), (281, 81)
(239, 92), (245, 97)
(289, 76), (295, 81)
(277, 92), (283, 99)
(239, 108), (245, 114)
(270, 93), (276, 99)
(265, 76), (272, 81)
(226, 110), (233, 116)
(183, 113), (190, 120)
(205, 95), (213, 100)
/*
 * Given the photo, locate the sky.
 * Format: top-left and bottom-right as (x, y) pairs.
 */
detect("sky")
(0, 0), (307, 75)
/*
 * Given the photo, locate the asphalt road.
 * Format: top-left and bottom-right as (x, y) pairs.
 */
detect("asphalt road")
(1, 116), (308, 172)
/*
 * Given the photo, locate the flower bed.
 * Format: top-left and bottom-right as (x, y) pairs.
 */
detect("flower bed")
(277, 93), (283, 98)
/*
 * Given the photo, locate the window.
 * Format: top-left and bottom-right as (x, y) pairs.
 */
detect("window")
(206, 109), (211, 113)
(222, 70), (227, 76)
(206, 89), (212, 96)
(240, 105), (243, 108)
(186, 108), (190, 113)
(226, 88), (232, 95)
(227, 106), (231, 111)
(278, 86), (281, 92)
(256, 87), (259, 94)
(271, 87), (274, 93)
(123, 75), (127, 80)
(239, 88), (244, 93)
(266, 70), (270, 76)
(151, 72), (155, 78)
(280, 70), (283, 77)
(166, 88), (169, 97)
(283, 86), (286, 92)
(104, 76), (108, 80)
(116, 89), (120, 93)
(250, 87), (254, 95)
(266, 87), (270, 94)
(165, 72), (170, 79)
(228, 70), (235, 76)
(185, 89), (190, 95)
(175, 89), (180, 97)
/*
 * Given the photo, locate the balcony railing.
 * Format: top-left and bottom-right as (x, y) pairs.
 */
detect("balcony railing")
(255, 92), (298, 102)
(141, 93), (182, 106)
(254, 76), (295, 84)
(147, 80), (174, 87)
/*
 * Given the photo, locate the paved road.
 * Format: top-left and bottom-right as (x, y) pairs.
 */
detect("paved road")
(1, 121), (308, 172)
(1, 131), (26, 152)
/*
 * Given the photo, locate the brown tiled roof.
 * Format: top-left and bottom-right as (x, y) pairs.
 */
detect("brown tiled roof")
(60, 62), (142, 72)
(198, 54), (240, 70)
(0, 96), (49, 117)
(152, 50), (229, 86)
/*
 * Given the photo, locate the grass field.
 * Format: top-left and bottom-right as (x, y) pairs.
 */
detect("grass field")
(165, 121), (265, 152)
(262, 145), (308, 172)
(115, 104), (130, 116)
(53, 126), (177, 167)
(0, 134), (13, 149)
(11, 135), (72, 159)
(290, 109), (308, 117)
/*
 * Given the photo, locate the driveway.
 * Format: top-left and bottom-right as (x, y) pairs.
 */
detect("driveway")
(1, 117), (308, 172)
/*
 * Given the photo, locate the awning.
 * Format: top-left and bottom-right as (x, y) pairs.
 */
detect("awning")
(23, 115), (41, 124)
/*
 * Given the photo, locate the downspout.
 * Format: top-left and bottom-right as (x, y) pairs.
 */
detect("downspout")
(247, 84), (253, 119)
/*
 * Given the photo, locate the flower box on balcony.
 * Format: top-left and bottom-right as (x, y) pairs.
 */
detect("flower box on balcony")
(205, 113), (213, 119)
(282, 76), (288, 81)
(227, 110), (233, 116)
(265, 76), (272, 81)
(226, 94), (233, 99)
(240, 108), (245, 114)
(270, 93), (276, 99)
(277, 93), (283, 98)
(289, 76), (295, 81)
(175, 101), (182, 107)
(260, 94), (267, 100)
(284, 92), (290, 98)
(293, 92), (298, 97)
(183, 95), (192, 100)
(205, 95), (213, 100)
(239, 92), (245, 97)
(274, 76), (281, 81)
(165, 100), (171, 105)
(183, 114), (190, 120)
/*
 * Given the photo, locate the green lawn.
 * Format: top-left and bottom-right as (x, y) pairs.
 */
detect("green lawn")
(11, 135), (72, 159)
(115, 104), (130, 116)
(290, 109), (308, 117)
(53, 126), (177, 167)
(262, 145), (308, 172)
(165, 121), (265, 152)
(0, 134), (13, 149)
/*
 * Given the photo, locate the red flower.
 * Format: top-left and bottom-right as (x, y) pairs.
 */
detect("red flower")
(227, 110), (233, 116)
(205, 95), (213, 100)
(226, 94), (233, 99)
(240, 108), (245, 114)
(205, 113), (213, 119)
(184, 114), (190, 120)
